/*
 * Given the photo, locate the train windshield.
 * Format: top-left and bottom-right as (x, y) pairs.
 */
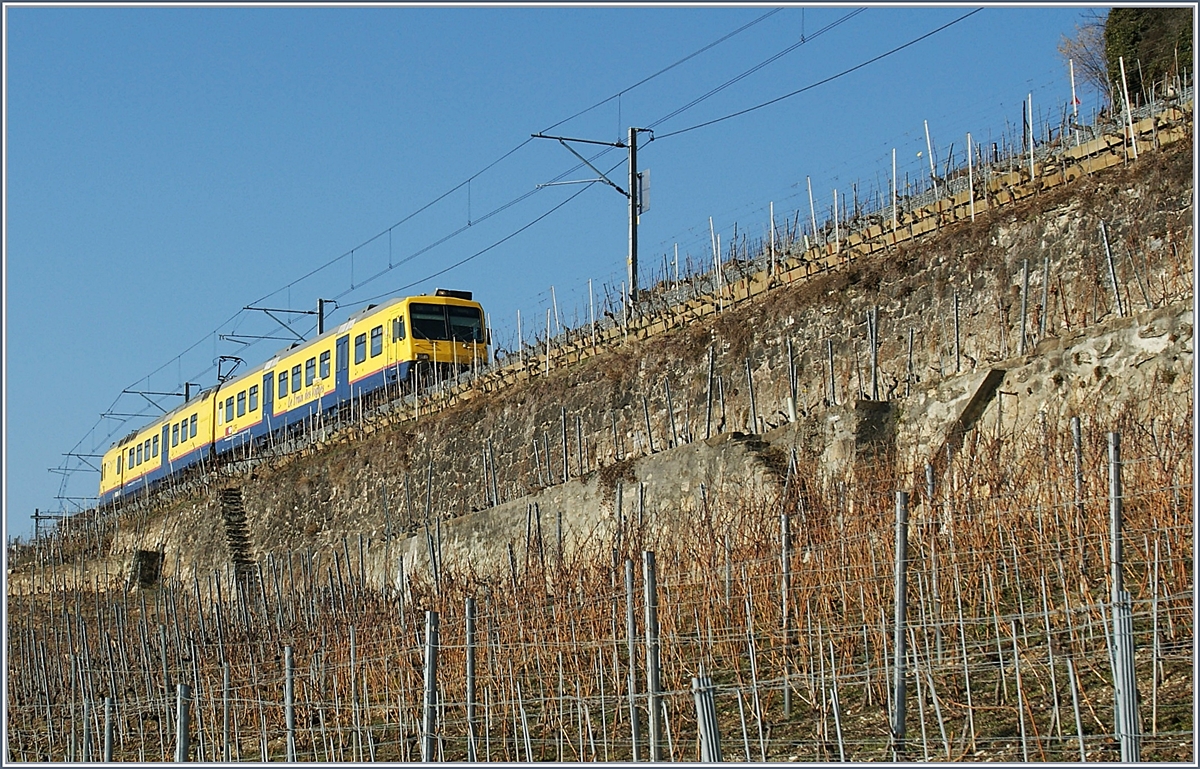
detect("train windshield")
(448, 305), (485, 342)
(409, 303), (484, 342)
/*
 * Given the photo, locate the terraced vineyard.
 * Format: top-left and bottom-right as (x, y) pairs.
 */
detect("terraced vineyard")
(5, 399), (1192, 761)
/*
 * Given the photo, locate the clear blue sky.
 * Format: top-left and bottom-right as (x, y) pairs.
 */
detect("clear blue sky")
(4, 3), (1109, 541)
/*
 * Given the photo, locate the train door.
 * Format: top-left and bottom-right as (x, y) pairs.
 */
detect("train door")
(335, 335), (350, 402)
(261, 372), (274, 432)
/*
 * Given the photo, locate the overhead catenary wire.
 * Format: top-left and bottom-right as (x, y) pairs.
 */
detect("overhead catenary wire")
(510, 7), (871, 217)
(651, 8), (985, 140)
(538, 6), (785, 135)
(360, 178), (604, 304)
(646, 7), (868, 132)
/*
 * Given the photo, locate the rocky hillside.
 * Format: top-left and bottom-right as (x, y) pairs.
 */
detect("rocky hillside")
(7, 111), (1192, 591)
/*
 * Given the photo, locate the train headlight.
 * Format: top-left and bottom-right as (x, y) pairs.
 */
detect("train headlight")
(416, 353), (431, 361)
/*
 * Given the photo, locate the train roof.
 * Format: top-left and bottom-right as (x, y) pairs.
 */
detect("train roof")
(263, 292), (479, 362)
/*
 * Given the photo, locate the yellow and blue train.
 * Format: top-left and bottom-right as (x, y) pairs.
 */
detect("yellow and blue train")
(98, 290), (487, 505)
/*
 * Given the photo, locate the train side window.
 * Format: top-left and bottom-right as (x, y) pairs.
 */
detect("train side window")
(319, 350), (331, 378)
(291, 364), (301, 392)
(136, 444), (143, 465)
(278, 370), (288, 397)
(354, 333), (366, 364)
(152, 435), (159, 458)
(172, 424), (179, 447)
(189, 414), (197, 438)
(129, 447), (135, 467)
(305, 357), (316, 386)
(117, 455), (122, 474)
(237, 391), (246, 417)
(392, 316), (406, 341)
(225, 397), (234, 422)
(370, 326), (383, 357)
(249, 385), (259, 411)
